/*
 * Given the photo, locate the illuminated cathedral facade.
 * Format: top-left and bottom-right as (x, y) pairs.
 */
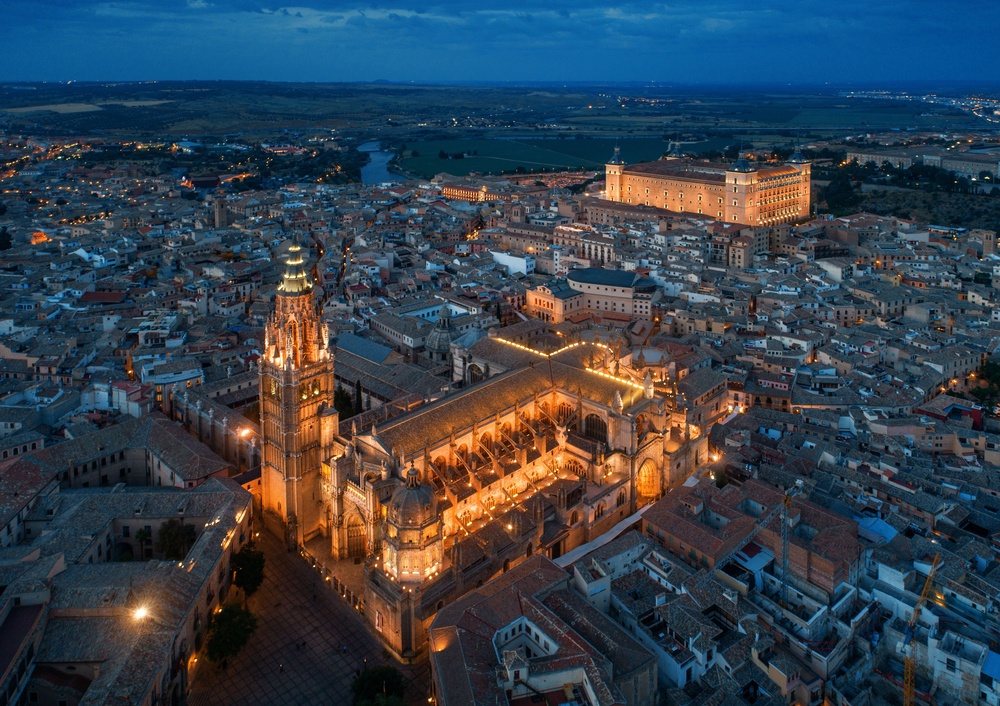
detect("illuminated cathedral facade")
(258, 242), (338, 548)
(262, 244), (708, 661)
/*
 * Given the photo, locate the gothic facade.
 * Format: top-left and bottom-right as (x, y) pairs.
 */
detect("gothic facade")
(259, 244), (707, 662)
(323, 337), (707, 660)
(258, 242), (338, 547)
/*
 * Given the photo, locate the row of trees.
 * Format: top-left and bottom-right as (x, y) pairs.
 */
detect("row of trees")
(334, 379), (368, 418)
(206, 542), (266, 664)
(817, 158), (1000, 221)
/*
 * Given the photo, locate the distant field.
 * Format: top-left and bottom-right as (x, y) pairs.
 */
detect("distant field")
(398, 137), (670, 177)
(784, 106), (971, 129)
(0, 81), (985, 138)
(4, 100), (174, 114)
(6, 103), (103, 114)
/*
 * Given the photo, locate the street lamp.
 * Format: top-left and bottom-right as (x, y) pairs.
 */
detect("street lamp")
(234, 428), (258, 473)
(134, 606), (149, 620)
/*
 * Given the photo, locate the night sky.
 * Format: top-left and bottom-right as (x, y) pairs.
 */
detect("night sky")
(4, 0), (998, 84)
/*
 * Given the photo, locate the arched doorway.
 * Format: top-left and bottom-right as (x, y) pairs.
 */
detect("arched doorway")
(346, 514), (366, 558)
(637, 459), (659, 498)
(468, 364), (484, 384)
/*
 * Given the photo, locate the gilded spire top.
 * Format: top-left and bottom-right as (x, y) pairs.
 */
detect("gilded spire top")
(278, 240), (313, 295)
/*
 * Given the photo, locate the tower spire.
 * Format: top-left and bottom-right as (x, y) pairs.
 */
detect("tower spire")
(278, 238), (312, 295)
(607, 142), (624, 165)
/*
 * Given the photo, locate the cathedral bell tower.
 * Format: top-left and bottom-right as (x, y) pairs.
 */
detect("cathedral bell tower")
(259, 241), (337, 549)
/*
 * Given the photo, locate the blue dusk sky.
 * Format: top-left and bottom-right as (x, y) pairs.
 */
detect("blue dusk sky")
(3, 0), (998, 84)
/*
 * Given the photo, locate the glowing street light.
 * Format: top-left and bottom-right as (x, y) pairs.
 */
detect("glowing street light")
(134, 606), (149, 620)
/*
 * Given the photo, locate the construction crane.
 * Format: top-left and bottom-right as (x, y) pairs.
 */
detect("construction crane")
(903, 553), (941, 706)
(695, 479), (802, 593)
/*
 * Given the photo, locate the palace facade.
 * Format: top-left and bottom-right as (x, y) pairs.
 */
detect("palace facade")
(605, 147), (812, 226)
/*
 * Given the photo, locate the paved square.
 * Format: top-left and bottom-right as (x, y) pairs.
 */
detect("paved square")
(188, 530), (430, 705)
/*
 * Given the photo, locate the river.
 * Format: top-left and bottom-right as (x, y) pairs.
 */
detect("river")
(358, 142), (404, 185)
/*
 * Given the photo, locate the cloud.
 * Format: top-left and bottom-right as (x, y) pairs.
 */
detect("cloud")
(2, 0), (999, 83)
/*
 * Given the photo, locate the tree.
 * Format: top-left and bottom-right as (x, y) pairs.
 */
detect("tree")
(334, 384), (354, 418)
(206, 605), (258, 663)
(356, 696), (404, 706)
(0, 226), (11, 251)
(155, 518), (197, 560)
(115, 544), (134, 561)
(232, 543), (266, 603)
(820, 173), (861, 215)
(354, 379), (363, 415)
(352, 666), (406, 706)
(134, 527), (152, 561)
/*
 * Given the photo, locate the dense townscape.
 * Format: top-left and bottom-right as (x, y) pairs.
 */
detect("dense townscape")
(3, 123), (1000, 706)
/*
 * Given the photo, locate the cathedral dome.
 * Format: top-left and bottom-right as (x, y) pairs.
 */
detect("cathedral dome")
(424, 303), (456, 358)
(387, 464), (437, 528)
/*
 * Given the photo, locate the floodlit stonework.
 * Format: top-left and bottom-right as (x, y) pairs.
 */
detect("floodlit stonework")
(605, 147), (811, 226)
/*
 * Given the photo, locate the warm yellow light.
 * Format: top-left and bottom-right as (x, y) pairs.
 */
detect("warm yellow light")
(134, 606), (149, 620)
(240, 428), (251, 438)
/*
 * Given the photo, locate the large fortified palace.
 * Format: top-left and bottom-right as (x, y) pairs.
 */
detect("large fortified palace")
(605, 146), (812, 226)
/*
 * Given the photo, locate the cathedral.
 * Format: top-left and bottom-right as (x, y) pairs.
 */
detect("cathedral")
(260, 244), (708, 661)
